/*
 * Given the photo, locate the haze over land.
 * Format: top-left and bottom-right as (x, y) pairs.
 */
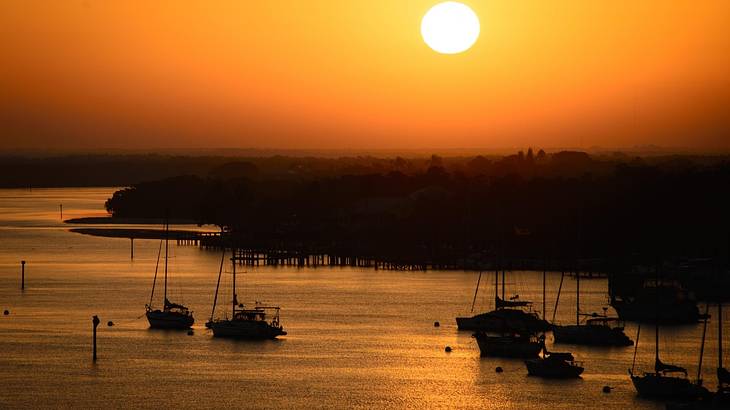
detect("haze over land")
(2, 1), (729, 151)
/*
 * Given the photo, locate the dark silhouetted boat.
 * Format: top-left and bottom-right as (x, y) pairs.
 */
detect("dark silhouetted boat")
(611, 278), (701, 324)
(553, 273), (633, 346)
(629, 322), (707, 400)
(554, 315), (633, 346)
(525, 342), (584, 378)
(474, 327), (541, 358)
(666, 303), (730, 409)
(145, 222), (194, 329)
(630, 266), (709, 403)
(456, 269), (550, 333)
(207, 248), (286, 339)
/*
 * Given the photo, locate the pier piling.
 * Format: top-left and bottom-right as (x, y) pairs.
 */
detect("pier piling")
(21, 260), (25, 290)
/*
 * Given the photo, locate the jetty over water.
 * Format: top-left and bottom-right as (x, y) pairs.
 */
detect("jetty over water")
(67, 227), (616, 271)
(70, 228), (220, 246)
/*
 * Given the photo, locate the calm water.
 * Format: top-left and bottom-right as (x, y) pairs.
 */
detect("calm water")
(0, 188), (726, 409)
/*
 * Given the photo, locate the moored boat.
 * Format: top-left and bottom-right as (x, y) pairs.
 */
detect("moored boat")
(456, 269), (550, 333)
(629, 324), (708, 400)
(210, 305), (286, 339)
(474, 329), (541, 358)
(553, 317), (633, 346)
(146, 300), (195, 329)
(666, 303), (730, 409)
(525, 345), (584, 378)
(207, 248), (286, 340)
(145, 221), (194, 329)
(611, 278), (701, 324)
(553, 272), (633, 346)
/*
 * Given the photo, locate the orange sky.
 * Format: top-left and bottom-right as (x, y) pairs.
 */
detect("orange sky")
(1, 1), (729, 150)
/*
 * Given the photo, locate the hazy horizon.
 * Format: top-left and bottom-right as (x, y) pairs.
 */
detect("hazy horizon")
(2, 145), (729, 159)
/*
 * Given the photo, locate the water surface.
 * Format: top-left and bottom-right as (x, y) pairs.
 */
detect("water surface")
(0, 188), (724, 409)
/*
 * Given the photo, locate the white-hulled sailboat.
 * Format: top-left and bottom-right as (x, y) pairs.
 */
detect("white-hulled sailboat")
(207, 248), (286, 339)
(145, 221), (194, 329)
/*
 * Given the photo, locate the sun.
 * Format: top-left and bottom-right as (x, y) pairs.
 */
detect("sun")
(421, 2), (480, 54)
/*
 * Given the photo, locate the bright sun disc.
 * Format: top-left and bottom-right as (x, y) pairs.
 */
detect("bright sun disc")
(421, 2), (480, 54)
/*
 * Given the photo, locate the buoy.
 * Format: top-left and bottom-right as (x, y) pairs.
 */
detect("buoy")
(3, 310), (9, 315)
(434, 321), (440, 327)
(445, 346), (452, 352)
(602, 386), (612, 393)
(187, 330), (194, 336)
(107, 321), (114, 327)
(495, 366), (503, 373)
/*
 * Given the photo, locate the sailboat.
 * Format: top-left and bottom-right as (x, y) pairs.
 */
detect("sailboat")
(524, 337), (584, 378)
(474, 269), (545, 358)
(630, 265), (708, 400)
(665, 302), (730, 409)
(629, 323), (708, 400)
(553, 271), (633, 346)
(714, 302), (730, 407)
(145, 221), (194, 329)
(207, 248), (286, 339)
(456, 269), (550, 333)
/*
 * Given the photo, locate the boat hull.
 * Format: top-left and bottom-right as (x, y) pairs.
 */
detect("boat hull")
(474, 333), (541, 358)
(553, 324), (633, 346)
(525, 358), (584, 378)
(630, 373), (707, 400)
(146, 310), (194, 329)
(665, 391), (730, 410)
(612, 300), (700, 325)
(456, 309), (551, 333)
(210, 319), (286, 340)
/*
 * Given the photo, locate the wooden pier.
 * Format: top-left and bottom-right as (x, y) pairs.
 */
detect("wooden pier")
(227, 249), (434, 270)
(69, 227), (615, 273)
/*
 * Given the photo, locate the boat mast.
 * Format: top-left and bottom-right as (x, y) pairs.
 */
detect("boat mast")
(576, 267), (580, 326)
(655, 323), (660, 374)
(654, 262), (660, 374)
(148, 239), (162, 308)
(698, 303), (710, 384)
(551, 271), (565, 324)
(542, 261), (547, 320)
(494, 265), (499, 310)
(232, 247), (237, 317)
(163, 219), (168, 307)
(210, 248), (225, 322)
(501, 268), (505, 301)
(720, 302), (724, 376)
(470, 271), (482, 313)
(631, 324), (641, 374)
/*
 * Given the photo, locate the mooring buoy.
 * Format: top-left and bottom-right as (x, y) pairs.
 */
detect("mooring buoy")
(602, 386), (612, 393)
(495, 366), (503, 373)
(445, 346), (452, 352)
(3, 310), (9, 315)
(107, 321), (114, 327)
(187, 330), (194, 336)
(434, 321), (440, 327)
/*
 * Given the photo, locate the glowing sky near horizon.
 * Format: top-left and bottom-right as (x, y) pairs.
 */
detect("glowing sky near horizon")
(1, 1), (729, 150)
